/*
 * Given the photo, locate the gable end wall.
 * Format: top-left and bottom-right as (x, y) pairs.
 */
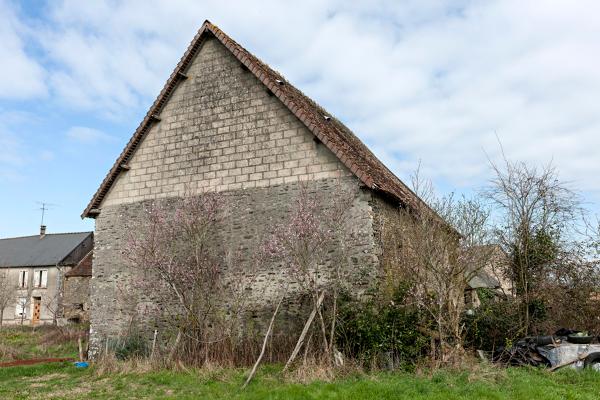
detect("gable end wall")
(102, 37), (350, 206)
(90, 36), (384, 354)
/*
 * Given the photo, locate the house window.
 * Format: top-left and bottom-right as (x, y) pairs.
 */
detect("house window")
(18, 271), (28, 288)
(15, 297), (27, 317)
(33, 270), (48, 288)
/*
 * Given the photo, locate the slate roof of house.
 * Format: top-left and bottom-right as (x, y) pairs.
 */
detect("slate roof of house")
(465, 245), (507, 289)
(0, 232), (93, 268)
(65, 251), (92, 277)
(468, 270), (501, 289)
(82, 20), (429, 218)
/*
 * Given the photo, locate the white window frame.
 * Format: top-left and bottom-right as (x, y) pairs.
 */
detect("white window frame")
(33, 270), (48, 288)
(18, 270), (28, 288)
(16, 297), (27, 317)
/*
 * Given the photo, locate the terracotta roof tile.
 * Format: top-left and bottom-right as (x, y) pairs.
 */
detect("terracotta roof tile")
(65, 251), (92, 277)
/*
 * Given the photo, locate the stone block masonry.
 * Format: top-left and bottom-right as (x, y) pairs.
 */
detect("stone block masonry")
(88, 35), (395, 354)
(102, 36), (350, 207)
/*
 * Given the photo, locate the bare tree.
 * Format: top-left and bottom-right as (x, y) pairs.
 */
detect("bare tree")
(43, 290), (62, 326)
(262, 182), (357, 370)
(0, 271), (16, 327)
(484, 154), (580, 335)
(123, 193), (257, 362)
(592, 219), (600, 255)
(534, 239), (600, 333)
(18, 283), (34, 326)
(382, 168), (494, 366)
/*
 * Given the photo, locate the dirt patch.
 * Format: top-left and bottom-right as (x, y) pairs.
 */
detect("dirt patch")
(0, 357), (74, 368)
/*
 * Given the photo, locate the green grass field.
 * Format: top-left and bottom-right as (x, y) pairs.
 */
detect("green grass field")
(1, 362), (600, 399)
(0, 325), (81, 361)
(2, 326), (600, 399)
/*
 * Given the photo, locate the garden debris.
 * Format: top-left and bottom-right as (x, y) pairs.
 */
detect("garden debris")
(492, 329), (600, 371)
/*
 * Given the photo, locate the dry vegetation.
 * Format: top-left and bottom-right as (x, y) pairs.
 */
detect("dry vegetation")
(0, 325), (87, 362)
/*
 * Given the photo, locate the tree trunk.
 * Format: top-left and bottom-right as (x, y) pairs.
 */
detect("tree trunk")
(169, 330), (182, 361)
(283, 291), (325, 372)
(243, 293), (285, 389)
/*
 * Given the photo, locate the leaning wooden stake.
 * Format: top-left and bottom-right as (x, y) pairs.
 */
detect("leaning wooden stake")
(151, 329), (158, 359)
(243, 293), (285, 389)
(78, 337), (83, 362)
(282, 291), (325, 373)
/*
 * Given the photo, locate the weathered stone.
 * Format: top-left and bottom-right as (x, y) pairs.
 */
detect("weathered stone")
(88, 35), (407, 355)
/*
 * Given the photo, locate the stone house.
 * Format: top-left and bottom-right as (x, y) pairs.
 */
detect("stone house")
(465, 245), (514, 308)
(63, 250), (93, 324)
(83, 21), (435, 350)
(0, 228), (93, 325)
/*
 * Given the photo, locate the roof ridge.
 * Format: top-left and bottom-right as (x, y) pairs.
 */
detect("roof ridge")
(0, 231), (93, 241)
(82, 20), (430, 218)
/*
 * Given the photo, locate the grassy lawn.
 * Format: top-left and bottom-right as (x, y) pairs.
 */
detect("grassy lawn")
(1, 362), (600, 399)
(2, 327), (600, 399)
(0, 326), (83, 361)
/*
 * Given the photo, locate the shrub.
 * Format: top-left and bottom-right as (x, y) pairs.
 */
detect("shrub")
(106, 332), (149, 360)
(463, 291), (523, 351)
(336, 287), (430, 369)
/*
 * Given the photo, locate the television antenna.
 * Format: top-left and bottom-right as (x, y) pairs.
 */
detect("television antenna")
(36, 201), (58, 227)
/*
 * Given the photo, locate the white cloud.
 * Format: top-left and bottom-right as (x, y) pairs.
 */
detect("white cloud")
(0, 110), (30, 182)
(66, 126), (113, 143)
(0, 131), (23, 166)
(9, 0), (600, 205)
(0, 0), (47, 99)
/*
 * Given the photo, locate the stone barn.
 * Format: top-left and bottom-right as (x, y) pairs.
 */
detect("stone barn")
(83, 21), (431, 352)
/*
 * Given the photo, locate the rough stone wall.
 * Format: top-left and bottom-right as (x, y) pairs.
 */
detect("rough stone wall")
(91, 178), (380, 349)
(63, 276), (91, 323)
(89, 35), (385, 353)
(370, 193), (406, 293)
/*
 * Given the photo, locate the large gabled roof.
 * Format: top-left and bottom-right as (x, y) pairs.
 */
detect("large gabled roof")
(0, 232), (93, 268)
(82, 20), (427, 218)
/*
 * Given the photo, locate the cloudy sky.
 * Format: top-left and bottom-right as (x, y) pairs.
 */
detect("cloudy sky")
(0, 0), (598, 237)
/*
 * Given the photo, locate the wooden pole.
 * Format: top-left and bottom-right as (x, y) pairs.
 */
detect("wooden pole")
(242, 293), (285, 389)
(78, 337), (83, 362)
(283, 291), (325, 373)
(151, 329), (158, 359)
